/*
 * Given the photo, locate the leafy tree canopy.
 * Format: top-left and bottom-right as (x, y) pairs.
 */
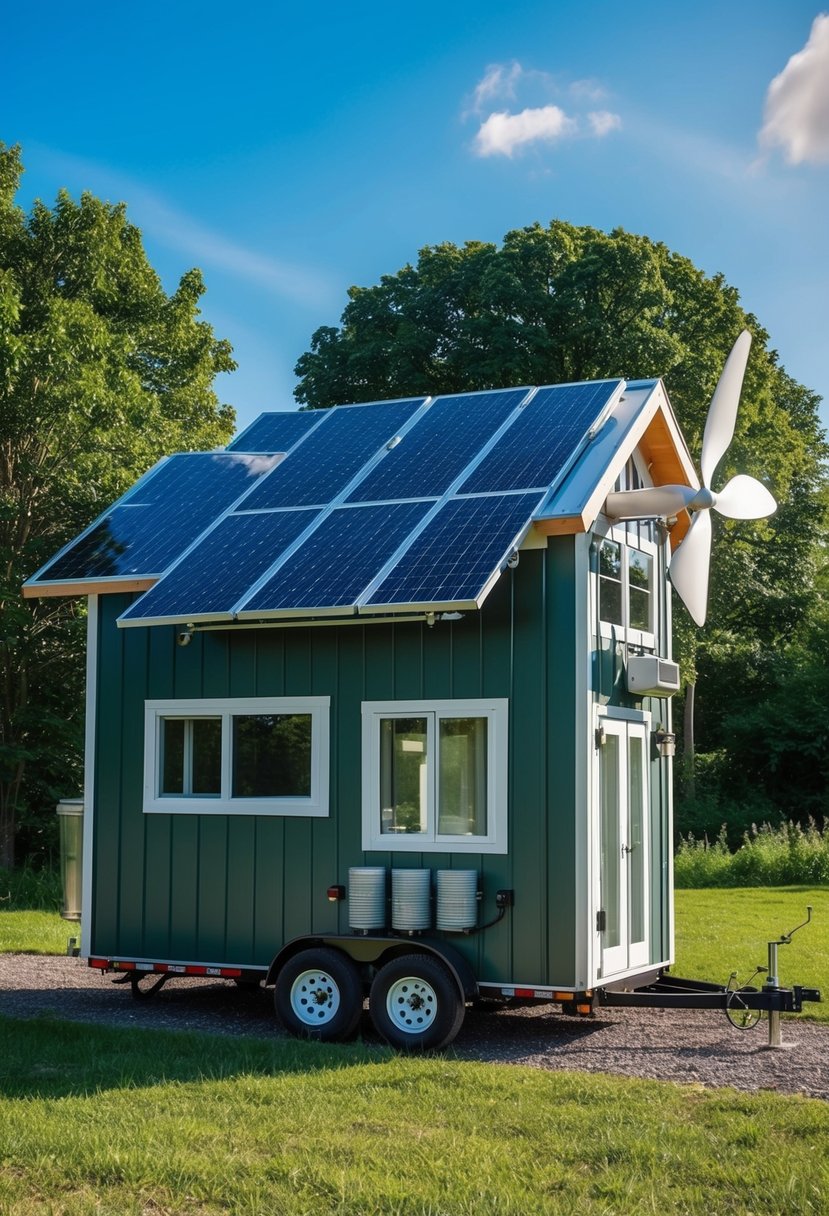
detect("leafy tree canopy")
(0, 143), (236, 865)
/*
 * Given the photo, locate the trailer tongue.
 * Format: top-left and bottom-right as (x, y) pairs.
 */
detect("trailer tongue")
(598, 906), (821, 1049)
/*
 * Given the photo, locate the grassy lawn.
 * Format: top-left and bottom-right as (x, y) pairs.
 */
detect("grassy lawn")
(0, 909), (78, 955)
(0, 1014), (827, 1215)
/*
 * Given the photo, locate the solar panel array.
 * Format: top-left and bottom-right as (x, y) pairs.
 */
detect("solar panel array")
(27, 379), (623, 620)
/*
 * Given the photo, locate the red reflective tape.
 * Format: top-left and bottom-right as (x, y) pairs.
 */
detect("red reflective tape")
(89, 958), (109, 969)
(220, 968), (242, 978)
(187, 966), (208, 976)
(114, 961), (136, 971)
(514, 988), (535, 999)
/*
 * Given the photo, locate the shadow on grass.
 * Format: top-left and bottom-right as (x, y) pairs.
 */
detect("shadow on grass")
(0, 1013), (391, 1101)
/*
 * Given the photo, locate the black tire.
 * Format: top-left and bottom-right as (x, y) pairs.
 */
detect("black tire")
(274, 948), (363, 1042)
(369, 954), (465, 1051)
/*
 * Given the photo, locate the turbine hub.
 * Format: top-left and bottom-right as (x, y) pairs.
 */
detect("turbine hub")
(689, 486), (716, 511)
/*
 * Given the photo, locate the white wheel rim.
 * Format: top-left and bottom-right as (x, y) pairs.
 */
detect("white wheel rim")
(290, 968), (341, 1026)
(385, 975), (437, 1035)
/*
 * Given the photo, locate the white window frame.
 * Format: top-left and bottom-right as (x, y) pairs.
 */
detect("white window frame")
(596, 524), (658, 650)
(143, 696), (330, 816)
(361, 698), (508, 854)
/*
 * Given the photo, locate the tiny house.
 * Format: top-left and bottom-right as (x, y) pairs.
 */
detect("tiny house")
(25, 355), (771, 1048)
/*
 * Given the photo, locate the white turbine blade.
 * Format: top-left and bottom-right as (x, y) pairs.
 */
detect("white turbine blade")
(714, 474), (777, 520)
(700, 329), (752, 489)
(604, 485), (699, 519)
(669, 510), (712, 627)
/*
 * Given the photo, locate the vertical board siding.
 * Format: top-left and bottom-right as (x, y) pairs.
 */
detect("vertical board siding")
(544, 543), (579, 986)
(93, 542), (580, 985)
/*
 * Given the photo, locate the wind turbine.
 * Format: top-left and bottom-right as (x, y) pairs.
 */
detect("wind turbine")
(604, 331), (777, 626)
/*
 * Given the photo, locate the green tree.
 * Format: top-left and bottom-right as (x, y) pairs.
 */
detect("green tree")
(295, 221), (827, 829)
(0, 144), (236, 867)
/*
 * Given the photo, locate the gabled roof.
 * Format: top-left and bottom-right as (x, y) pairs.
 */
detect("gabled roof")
(24, 377), (695, 625)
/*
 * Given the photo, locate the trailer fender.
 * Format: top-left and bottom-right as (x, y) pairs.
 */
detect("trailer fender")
(266, 935), (478, 1002)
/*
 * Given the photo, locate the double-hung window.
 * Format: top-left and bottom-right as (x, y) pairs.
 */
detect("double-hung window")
(143, 697), (330, 816)
(361, 699), (508, 853)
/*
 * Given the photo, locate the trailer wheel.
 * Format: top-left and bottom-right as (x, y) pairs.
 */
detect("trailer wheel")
(274, 948), (363, 1042)
(369, 954), (465, 1051)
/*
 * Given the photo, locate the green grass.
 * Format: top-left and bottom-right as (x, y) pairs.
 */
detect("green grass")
(0, 1015), (827, 1215)
(0, 909), (78, 954)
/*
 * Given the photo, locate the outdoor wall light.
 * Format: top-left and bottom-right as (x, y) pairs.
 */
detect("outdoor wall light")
(653, 727), (676, 758)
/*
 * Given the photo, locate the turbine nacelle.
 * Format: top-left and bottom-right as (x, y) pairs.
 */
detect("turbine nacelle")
(602, 330), (777, 626)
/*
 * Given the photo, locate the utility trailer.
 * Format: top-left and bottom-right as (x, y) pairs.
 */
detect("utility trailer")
(26, 337), (820, 1049)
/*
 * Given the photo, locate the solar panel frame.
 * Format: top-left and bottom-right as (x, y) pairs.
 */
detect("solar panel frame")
(226, 409), (326, 453)
(457, 380), (623, 496)
(236, 500), (435, 620)
(25, 451), (283, 590)
(360, 490), (546, 614)
(346, 387), (532, 504)
(239, 396), (428, 511)
(118, 507), (322, 626)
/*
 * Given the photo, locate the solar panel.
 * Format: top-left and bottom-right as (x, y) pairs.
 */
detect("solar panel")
(347, 388), (529, 503)
(363, 492), (545, 610)
(226, 411), (323, 453)
(241, 398), (426, 511)
(29, 452), (281, 585)
(119, 509), (320, 623)
(458, 381), (621, 494)
(240, 500), (433, 616)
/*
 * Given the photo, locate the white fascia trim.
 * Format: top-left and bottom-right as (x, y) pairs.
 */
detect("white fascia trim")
(80, 595), (98, 958)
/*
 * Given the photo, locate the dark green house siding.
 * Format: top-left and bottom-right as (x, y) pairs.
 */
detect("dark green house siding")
(90, 539), (584, 987)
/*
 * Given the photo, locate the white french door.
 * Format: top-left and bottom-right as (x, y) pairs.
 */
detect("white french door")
(598, 716), (650, 977)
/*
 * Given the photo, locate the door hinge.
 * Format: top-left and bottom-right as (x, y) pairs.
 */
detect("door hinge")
(596, 909), (607, 932)
(595, 725), (605, 749)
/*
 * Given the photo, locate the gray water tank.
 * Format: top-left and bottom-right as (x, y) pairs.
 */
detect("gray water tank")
(56, 798), (84, 921)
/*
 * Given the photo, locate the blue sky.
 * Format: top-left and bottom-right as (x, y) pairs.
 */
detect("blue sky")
(3, 1), (828, 435)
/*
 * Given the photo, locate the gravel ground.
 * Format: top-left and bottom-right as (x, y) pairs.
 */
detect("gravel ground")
(1, 953), (827, 1100)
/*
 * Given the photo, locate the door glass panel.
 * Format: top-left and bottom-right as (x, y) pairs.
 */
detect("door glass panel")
(628, 733), (646, 945)
(379, 717), (428, 835)
(232, 714), (311, 797)
(438, 716), (487, 836)
(600, 733), (621, 949)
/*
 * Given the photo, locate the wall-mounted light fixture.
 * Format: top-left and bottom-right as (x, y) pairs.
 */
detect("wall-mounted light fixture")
(653, 726), (676, 758)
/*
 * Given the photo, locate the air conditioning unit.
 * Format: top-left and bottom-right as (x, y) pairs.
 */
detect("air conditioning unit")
(626, 656), (680, 697)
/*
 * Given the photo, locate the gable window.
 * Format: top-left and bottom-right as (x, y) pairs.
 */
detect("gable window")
(362, 699), (508, 854)
(144, 697), (329, 816)
(597, 534), (656, 646)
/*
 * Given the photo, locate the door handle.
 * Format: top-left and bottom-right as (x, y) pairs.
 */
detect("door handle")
(621, 844), (633, 855)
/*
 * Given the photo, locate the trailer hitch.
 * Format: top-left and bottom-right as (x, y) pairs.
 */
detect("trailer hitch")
(599, 906), (821, 1048)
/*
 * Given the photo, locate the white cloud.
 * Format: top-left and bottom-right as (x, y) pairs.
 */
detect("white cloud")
(570, 78), (607, 102)
(467, 61), (524, 116)
(474, 105), (578, 157)
(588, 110), (622, 137)
(759, 13), (829, 165)
(465, 62), (621, 158)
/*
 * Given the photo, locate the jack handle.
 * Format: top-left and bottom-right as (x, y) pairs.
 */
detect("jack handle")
(774, 905), (812, 947)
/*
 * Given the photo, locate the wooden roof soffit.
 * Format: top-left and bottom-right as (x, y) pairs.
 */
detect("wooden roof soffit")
(532, 384), (698, 549)
(22, 577), (157, 600)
